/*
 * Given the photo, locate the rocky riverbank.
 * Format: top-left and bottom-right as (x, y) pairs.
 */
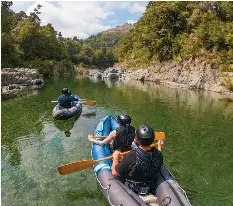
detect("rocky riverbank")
(1, 68), (44, 100)
(84, 58), (233, 99)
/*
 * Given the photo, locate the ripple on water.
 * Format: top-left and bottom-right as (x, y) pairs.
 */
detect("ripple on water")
(1, 76), (233, 206)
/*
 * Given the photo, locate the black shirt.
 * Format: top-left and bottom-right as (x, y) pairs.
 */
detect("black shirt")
(115, 149), (163, 182)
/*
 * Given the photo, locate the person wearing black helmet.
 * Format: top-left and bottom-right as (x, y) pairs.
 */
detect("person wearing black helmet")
(57, 88), (74, 108)
(112, 125), (164, 195)
(88, 114), (135, 152)
(68, 90), (80, 102)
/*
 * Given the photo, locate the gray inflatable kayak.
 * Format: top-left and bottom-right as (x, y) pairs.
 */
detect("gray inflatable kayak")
(52, 94), (82, 120)
(91, 116), (192, 206)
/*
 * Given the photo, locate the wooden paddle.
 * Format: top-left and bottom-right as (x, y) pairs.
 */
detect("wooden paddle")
(81, 100), (96, 106)
(93, 132), (165, 141)
(51, 100), (96, 106)
(58, 151), (130, 175)
(58, 133), (165, 175)
(51, 98), (87, 102)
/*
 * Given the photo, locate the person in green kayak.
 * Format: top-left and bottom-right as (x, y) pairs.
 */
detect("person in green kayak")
(112, 125), (164, 195)
(88, 114), (135, 152)
(57, 88), (74, 108)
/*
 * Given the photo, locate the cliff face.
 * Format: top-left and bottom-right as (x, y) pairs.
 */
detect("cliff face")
(1, 68), (44, 100)
(85, 58), (233, 99)
(125, 58), (233, 94)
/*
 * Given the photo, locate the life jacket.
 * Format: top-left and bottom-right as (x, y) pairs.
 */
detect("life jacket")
(58, 95), (71, 108)
(71, 94), (80, 101)
(112, 125), (135, 151)
(125, 147), (163, 195)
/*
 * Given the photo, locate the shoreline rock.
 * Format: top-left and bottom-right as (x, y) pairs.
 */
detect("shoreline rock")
(84, 58), (233, 99)
(1, 68), (44, 100)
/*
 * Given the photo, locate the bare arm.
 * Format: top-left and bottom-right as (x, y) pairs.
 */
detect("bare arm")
(112, 150), (120, 176)
(88, 130), (116, 146)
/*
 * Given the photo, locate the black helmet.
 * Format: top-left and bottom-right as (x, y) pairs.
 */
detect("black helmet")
(136, 125), (154, 146)
(68, 90), (71, 95)
(62, 88), (69, 95)
(117, 114), (131, 126)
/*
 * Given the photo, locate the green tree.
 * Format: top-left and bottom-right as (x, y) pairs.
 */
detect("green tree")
(1, 1), (21, 67)
(115, 1), (233, 67)
(1, 1), (14, 33)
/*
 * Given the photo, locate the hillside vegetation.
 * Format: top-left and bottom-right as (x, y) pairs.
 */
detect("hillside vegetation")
(1, 1), (118, 74)
(2, 1), (233, 74)
(85, 23), (133, 49)
(115, 1), (233, 71)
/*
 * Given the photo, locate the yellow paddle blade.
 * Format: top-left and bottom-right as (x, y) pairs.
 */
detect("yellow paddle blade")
(81, 100), (96, 106)
(58, 159), (96, 175)
(155, 132), (165, 141)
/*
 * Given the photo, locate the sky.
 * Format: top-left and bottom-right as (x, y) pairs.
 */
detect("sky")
(12, 1), (148, 39)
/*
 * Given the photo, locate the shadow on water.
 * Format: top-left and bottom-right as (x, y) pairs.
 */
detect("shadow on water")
(53, 110), (97, 138)
(53, 111), (82, 137)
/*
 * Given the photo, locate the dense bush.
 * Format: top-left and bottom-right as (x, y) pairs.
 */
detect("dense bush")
(115, 1), (233, 69)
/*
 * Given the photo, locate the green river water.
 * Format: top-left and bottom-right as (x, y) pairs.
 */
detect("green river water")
(1, 76), (233, 206)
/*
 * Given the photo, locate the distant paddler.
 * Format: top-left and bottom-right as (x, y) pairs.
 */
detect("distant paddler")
(57, 88), (76, 108)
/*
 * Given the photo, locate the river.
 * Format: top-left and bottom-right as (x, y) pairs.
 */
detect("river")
(1, 76), (233, 206)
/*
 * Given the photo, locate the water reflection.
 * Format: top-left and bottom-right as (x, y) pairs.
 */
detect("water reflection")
(88, 76), (124, 88)
(1, 118), (107, 206)
(54, 113), (82, 137)
(2, 75), (233, 206)
(95, 78), (233, 116)
(102, 78), (124, 88)
(86, 76), (233, 116)
(125, 80), (233, 116)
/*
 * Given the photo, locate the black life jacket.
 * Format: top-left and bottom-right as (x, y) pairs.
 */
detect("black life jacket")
(58, 95), (71, 108)
(125, 147), (163, 195)
(112, 125), (135, 151)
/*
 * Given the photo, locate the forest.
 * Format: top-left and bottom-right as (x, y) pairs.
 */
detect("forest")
(1, 1), (117, 75)
(115, 1), (233, 71)
(2, 1), (233, 74)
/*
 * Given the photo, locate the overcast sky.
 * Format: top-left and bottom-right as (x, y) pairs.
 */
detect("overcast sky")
(12, 1), (148, 39)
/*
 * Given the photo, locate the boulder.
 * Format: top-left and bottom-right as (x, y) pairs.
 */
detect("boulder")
(1, 68), (44, 100)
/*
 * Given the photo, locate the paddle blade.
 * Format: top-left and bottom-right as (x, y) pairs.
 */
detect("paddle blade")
(81, 112), (96, 118)
(82, 100), (96, 106)
(58, 159), (96, 175)
(155, 132), (165, 140)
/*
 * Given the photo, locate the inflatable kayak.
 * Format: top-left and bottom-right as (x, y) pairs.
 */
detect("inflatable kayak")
(52, 94), (82, 120)
(91, 116), (192, 206)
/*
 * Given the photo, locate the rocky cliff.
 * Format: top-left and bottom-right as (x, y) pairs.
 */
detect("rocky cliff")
(85, 58), (233, 99)
(1, 68), (44, 100)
